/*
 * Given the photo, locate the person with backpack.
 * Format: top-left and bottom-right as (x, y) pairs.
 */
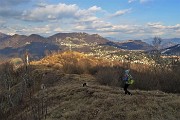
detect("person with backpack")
(123, 69), (134, 95)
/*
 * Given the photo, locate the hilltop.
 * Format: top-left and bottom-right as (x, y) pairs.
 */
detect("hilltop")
(9, 73), (180, 120)
(0, 51), (179, 120)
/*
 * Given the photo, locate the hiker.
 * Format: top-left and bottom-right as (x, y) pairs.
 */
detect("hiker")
(123, 69), (133, 95)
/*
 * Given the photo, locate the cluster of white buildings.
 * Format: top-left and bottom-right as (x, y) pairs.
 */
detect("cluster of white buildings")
(55, 37), (179, 66)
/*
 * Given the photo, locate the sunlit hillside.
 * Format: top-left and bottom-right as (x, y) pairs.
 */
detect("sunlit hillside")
(0, 51), (180, 120)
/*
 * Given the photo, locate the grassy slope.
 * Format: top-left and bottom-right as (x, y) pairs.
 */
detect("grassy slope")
(13, 73), (180, 120)
(4, 51), (179, 120)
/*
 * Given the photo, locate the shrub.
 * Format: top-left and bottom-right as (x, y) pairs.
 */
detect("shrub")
(94, 62), (180, 93)
(95, 67), (121, 86)
(128, 64), (180, 93)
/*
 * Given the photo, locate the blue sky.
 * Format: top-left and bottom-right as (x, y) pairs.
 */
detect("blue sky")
(0, 0), (180, 40)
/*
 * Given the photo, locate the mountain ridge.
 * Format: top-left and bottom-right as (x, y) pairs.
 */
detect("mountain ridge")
(0, 32), (179, 61)
(161, 44), (180, 55)
(103, 40), (152, 50)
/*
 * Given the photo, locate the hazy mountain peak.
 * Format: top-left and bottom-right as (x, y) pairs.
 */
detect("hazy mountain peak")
(0, 32), (10, 39)
(29, 34), (44, 38)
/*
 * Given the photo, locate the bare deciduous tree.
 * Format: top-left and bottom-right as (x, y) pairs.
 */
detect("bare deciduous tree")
(152, 36), (162, 51)
(152, 37), (162, 63)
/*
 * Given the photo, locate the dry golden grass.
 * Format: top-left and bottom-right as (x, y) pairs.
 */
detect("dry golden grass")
(1, 51), (180, 120)
(12, 74), (180, 120)
(31, 51), (180, 93)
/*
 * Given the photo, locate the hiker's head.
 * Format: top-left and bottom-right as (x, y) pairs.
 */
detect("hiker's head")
(125, 69), (130, 74)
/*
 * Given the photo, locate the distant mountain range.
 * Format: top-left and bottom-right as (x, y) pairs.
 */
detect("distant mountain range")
(102, 40), (152, 50)
(117, 37), (180, 55)
(49, 32), (109, 44)
(0, 32), (60, 60)
(0, 32), (179, 61)
(161, 44), (180, 55)
(0, 32), (11, 43)
(142, 38), (180, 49)
(0, 42), (60, 60)
(105, 37), (180, 50)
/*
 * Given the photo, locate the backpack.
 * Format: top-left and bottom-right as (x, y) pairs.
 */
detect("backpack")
(122, 74), (128, 81)
(123, 74), (135, 84)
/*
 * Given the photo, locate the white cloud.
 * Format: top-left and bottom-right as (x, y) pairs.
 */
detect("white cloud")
(147, 22), (166, 29)
(0, 1), (179, 40)
(54, 28), (63, 32)
(73, 18), (113, 32)
(21, 21), (180, 39)
(3, 24), (52, 35)
(167, 24), (180, 30)
(88, 6), (102, 12)
(88, 22), (180, 39)
(2, 20), (180, 40)
(22, 3), (79, 21)
(30, 25), (52, 34)
(147, 22), (180, 30)
(141, 22), (180, 38)
(19, 3), (107, 35)
(21, 4), (102, 22)
(110, 9), (131, 17)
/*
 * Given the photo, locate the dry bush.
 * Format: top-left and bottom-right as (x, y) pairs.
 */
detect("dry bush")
(0, 62), (20, 119)
(0, 62), (17, 87)
(158, 66), (180, 93)
(131, 68), (160, 90)
(59, 52), (97, 74)
(53, 63), (63, 70)
(94, 62), (180, 93)
(95, 66), (122, 86)
(32, 51), (108, 74)
(128, 63), (180, 93)
(0, 63), (66, 120)
(62, 62), (83, 74)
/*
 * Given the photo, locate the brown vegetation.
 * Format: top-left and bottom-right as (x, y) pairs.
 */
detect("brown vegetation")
(0, 51), (180, 120)
(31, 51), (180, 93)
